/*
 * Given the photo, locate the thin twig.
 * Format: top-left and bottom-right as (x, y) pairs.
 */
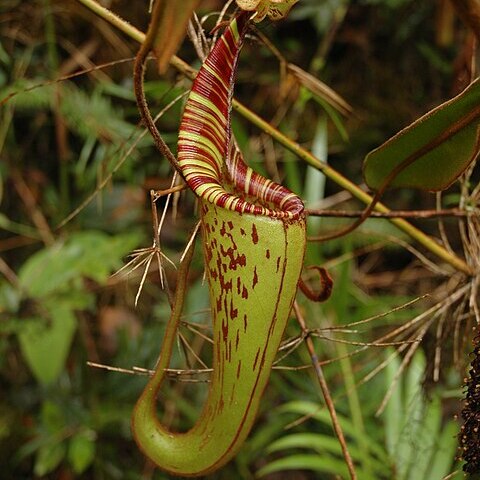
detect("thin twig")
(310, 334), (418, 348)
(375, 320), (432, 416)
(178, 331), (209, 369)
(293, 302), (358, 480)
(306, 207), (475, 218)
(55, 89), (188, 230)
(152, 184), (187, 199)
(133, 0), (180, 173)
(0, 257), (21, 288)
(11, 170), (55, 246)
(435, 193), (455, 254)
(321, 295), (429, 330)
(0, 57), (134, 107)
(87, 361), (212, 382)
(182, 322), (214, 344)
(180, 221), (201, 263)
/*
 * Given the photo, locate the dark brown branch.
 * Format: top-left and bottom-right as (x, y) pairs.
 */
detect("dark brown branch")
(306, 208), (475, 219)
(133, 2), (181, 174)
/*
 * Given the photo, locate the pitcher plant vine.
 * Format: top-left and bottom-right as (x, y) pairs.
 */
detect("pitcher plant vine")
(68, 0), (480, 477)
(130, 6), (349, 476)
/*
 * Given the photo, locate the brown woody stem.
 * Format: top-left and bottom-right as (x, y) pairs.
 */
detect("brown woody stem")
(306, 208), (474, 218)
(133, 0), (181, 174)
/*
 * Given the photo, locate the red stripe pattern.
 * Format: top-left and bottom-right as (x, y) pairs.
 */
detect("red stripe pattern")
(177, 12), (304, 219)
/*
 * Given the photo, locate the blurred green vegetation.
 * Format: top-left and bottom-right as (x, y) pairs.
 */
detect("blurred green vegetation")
(0, 0), (476, 478)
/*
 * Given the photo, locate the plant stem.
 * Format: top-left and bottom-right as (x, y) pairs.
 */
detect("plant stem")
(43, 0), (59, 70)
(306, 207), (473, 218)
(336, 341), (372, 477)
(75, 0), (474, 276)
(293, 302), (358, 480)
(11, 170), (55, 246)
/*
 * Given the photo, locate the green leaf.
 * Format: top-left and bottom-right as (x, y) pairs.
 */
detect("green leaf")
(426, 420), (460, 480)
(278, 400), (388, 462)
(67, 231), (141, 283)
(0, 212), (40, 238)
(383, 351), (402, 455)
(266, 432), (386, 474)
(17, 302), (76, 385)
(256, 453), (351, 478)
(0, 280), (20, 314)
(409, 396), (441, 480)
(60, 83), (136, 142)
(305, 115), (328, 235)
(397, 351), (426, 479)
(267, 432), (341, 454)
(364, 78), (480, 191)
(0, 40), (10, 65)
(34, 441), (66, 477)
(2, 78), (54, 110)
(18, 231), (140, 297)
(41, 401), (66, 433)
(68, 431), (96, 474)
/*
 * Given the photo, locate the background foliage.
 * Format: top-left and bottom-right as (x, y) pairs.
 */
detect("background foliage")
(1, 0), (477, 478)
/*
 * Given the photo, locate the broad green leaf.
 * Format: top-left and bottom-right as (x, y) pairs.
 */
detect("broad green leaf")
(383, 351), (403, 458)
(41, 401), (66, 434)
(17, 302), (76, 385)
(68, 432), (96, 474)
(17, 241), (76, 298)
(266, 432), (386, 473)
(278, 400), (389, 462)
(364, 78), (480, 191)
(267, 432), (345, 455)
(409, 396), (441, 480)
(278, 400), (355, 433)
(305, 115), (328, 235)
(0, 280), (20, 314)
(426, 420), (461, 480)
(34, 441), (66, 477)
(256, 453), (350, 478)
(397, 351), (426, 479)
(18, 231), (140, 297)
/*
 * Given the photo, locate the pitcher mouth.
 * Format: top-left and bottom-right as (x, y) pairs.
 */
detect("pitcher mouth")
(176, 12), (304, 221)
(178, 121), (304, 219)
(180, 158), (305, 219)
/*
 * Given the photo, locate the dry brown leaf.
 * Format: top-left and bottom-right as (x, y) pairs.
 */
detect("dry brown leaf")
(288, 63), (353, 117)
(151, 0), (201, 73)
